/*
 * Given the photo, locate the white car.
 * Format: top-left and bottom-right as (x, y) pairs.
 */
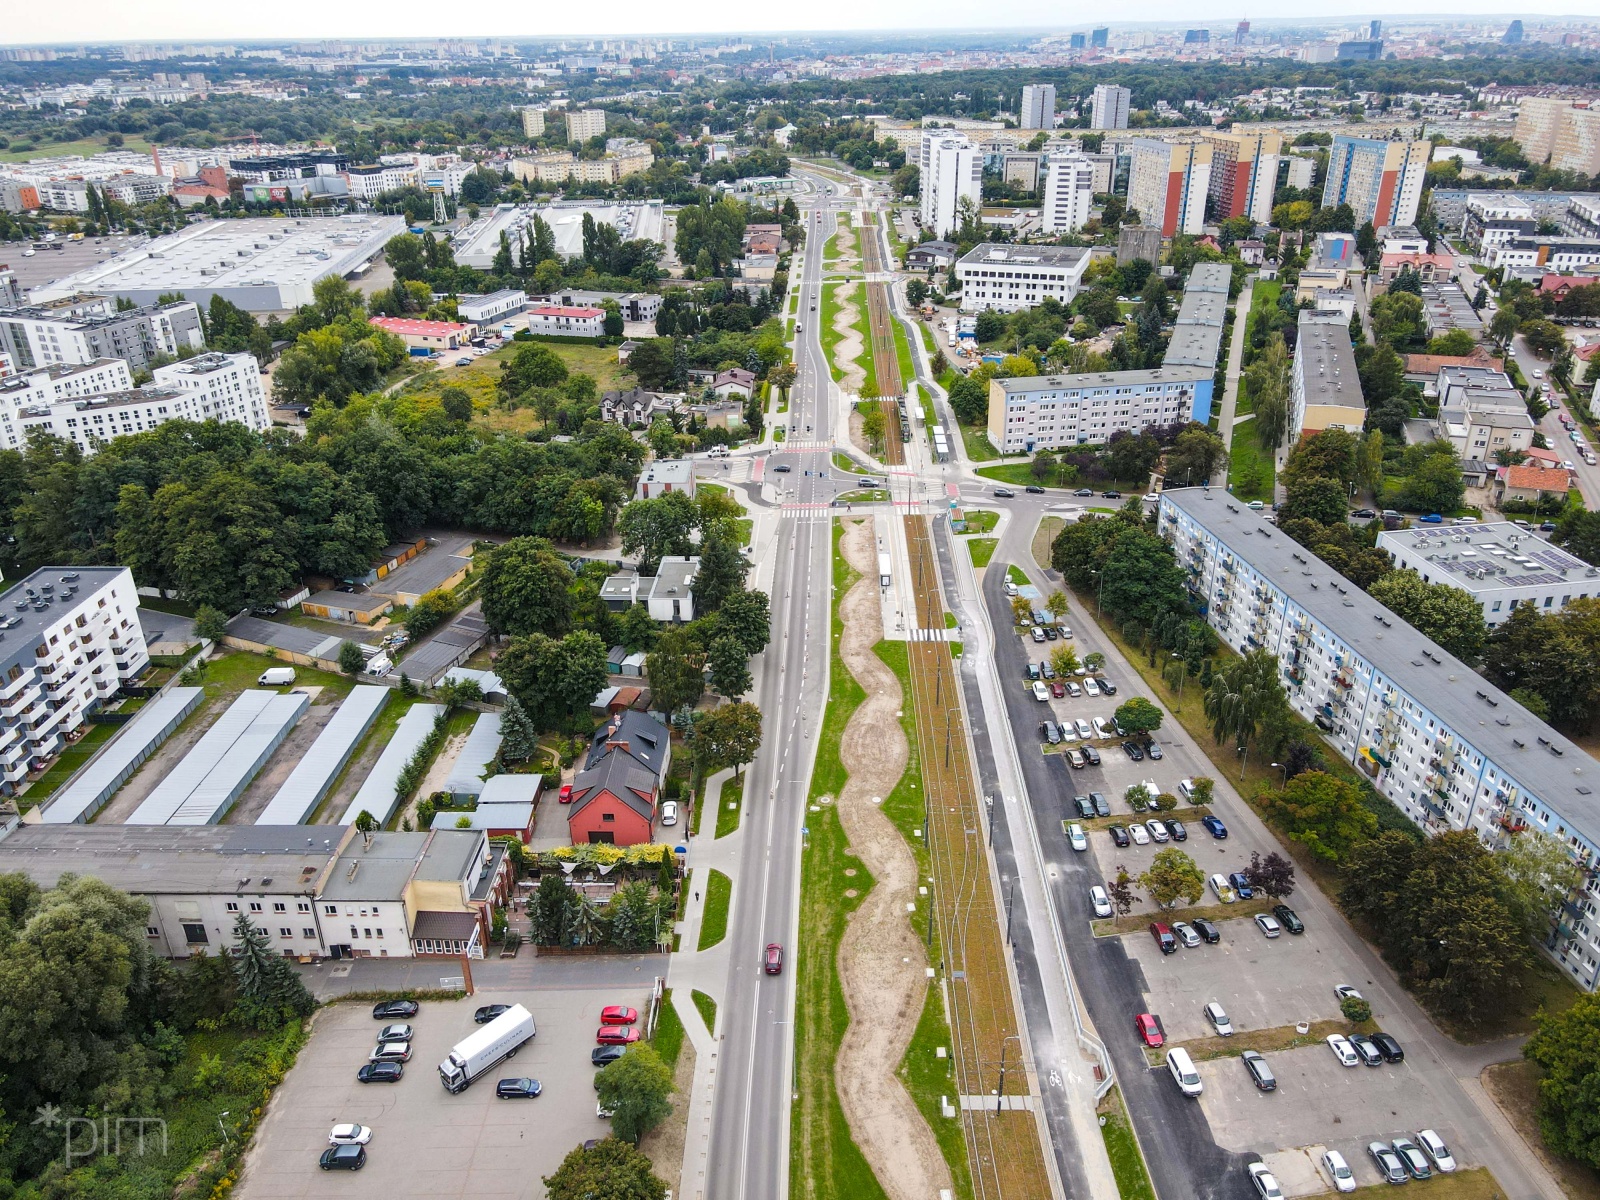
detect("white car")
(1129, 823), (1151, 846)
(1092, 716), (1114, 738)
(1326, 1033), (1360, 1067)
(1083, 677), (1100, 697)
(1334, 984), (1363, 1003)
(1204, 1001), (1234, 1036)
(1067, 823), (1087, 851)
(329, 1124), (372, 1145)
(1073, 718), (1093, 740)
(1089, 885), (1113, 918)
(1146, 819), (1169, 843)
(1032, 681), (1050, 702)
(1254, 914), (1282, 938)
(1320, 1149), (1357, 1193)
(1417, 1129), (1456, 1172)
(1533, 369), (1545, 379)
(661, 800), (679, 826)
(1247, 1162), (1283, 1200)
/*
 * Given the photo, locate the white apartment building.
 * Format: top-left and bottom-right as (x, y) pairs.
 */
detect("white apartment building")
(1433, 365), (1536, 459)
(566, 108), (607, 142)
(919, 132), (982, 240)
(1377, 523), (1597, 626)
(525, 304), (605, 338)
(986, 366), (1213, 453)
(1515, 96), (1579, 165)
(520, 107), (547, 139)
(1160, 487), (1600, 993)
(1127, 139), (1212, 237)
(1020, 84), (1057, 130)
(1041, 153), (1096, 234)
(955, 243), (1089, 313)
(0, 299), (204, 371)
(1090, 84), (1131, 130)
(0, 566), (147, 790)
(343, 163), (419, 200)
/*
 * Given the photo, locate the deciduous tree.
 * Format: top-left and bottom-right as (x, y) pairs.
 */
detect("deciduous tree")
(480, 536), (575, 637)
(1113, 697), (1163, 737)
(596, 1043), (676, 1144)
(1260, 771), (1376, 864)
(1369, 568), (1488, 662)
(1138, 848), (1205, 910)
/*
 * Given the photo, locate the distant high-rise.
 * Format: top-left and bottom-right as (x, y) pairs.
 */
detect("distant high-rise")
(1091, 27), (1109, 48)
(1203, 129), (1283, 225)
(1184, 29), (1210, 44)
(1128, 139), (1213, 237)
(1020, 84), (1057, 131)
(1090, 84), (1131, 130)
(1234, 20), (1251, 45)
(1369, 19), (1383, 39)
(1504, 19), (1524, 43)
(1041, 153), (1096, 234)
(919, 132), (982, 240)
(1336, 39), (1384, 61)
(1322, 134), (1431, 230)
(1513, 96), (1577, 164)
(1069, 33), (1086, 49)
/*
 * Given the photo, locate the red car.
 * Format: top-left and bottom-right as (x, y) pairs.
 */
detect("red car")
(600, 1005), (638, 1025)
(1049, 681), (1066, 699)
(1134, 1013), (1165, 1048)
(764, 943), (783, 975)
(596, 1026), (642, 1045)
(558, 784), (573, 804)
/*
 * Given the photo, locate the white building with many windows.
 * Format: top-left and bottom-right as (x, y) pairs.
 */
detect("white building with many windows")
(986, 366), (1213, 453)
(955, 243), (1089, 313)
(0, 298), (204, 371)
(1040, 153), (1096, 234)
(1376, 522), (1598, 626)
(919, 131), (982, 240)
(1160, 487), (1600, 992)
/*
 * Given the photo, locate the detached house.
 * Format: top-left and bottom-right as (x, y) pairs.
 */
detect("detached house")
(566, 711), (674, 846)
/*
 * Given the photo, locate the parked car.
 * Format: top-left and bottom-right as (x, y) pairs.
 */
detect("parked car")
(1130, 823), (1150, 845)
(1241, 1050), (1276, 1091)
(1253, 913), (1282, 938)
(558, 784), (573, 804)
(1109, 825), (1131, 847)
(1090, 792), (1110, 817)
(320, 1145), (367, 1171)
(1165, 819), (1187, 841)
(369, 1041), (411, 1063)
(600, 1006), (639, 1025)
(1083, 746), (1102, 766)
(1150, 922), (1177, 954)
(1371, 1032), (1405, 1062)
(596, 1026), (642, 1045)
(1334, 984), (1363, 1003)
(1201, 815), (1228, 839)
(1228, 871), (1255, 900)
(1067, 823), (1087, 851)
(1392, 1136), (1433, 1180)
(1204, 1001), (1234, 1036)
(1073, 718), (1093, 739)
(1170, 921), (1200, 948)
(1369, 1142), (1408, 1184)
(1098, 677), (1117, 695)
(1272, 904), (1304, 934)
(376, 1024), (413, 1043)
(1321, 1150), (1357, 1193)
(1083, 677), (1100, 697)
(1065, 680), (1083, 698)
(496, 1077), (543, 1099)
(1066, 748), (1087, 768)
(1089, 886), (1113, 918)
(1209, 873), (1237, 903)
(1122, 741), (1145, 761)
(1350, 1034), (1383, 1067)
(1092, 717), (1114, 738)
(372, 1000), (419, 1020)
(661, 800), (679, 826)
(1074, 795), (1095, 819)
(1031, 627), (1047, 644)
(474, 1004), (512, 1024)
(357, 1062), (403, 1083)
(1416, 1130), (1455, 1172)
(1146, 819), (1170, 843)
(328, 1124), (372, 1145)
(1134, 1012), (1165, 1047)
(1040, 659), (1055, 679)
(1191, 917), (1221, 944)
(1043, 626), (1058, 641)
(1167, 1046), (1202, 1096)
(1327, 1034), (1360, 1067)
(1145, 741), (1161, 759)
(592, 1044), (626, 1066)
(1032, 681), (1050, 702)
(1041, 721), (1061, 745)
(1057, 625), (1073, 640)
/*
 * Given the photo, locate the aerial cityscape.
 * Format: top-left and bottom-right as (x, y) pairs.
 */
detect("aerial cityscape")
(2, 11), (1600, 1200)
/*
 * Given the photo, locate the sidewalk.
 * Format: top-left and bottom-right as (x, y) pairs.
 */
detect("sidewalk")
(1213, 275), (1254, 485)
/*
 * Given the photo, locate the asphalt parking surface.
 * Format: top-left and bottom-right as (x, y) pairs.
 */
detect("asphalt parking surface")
(6, 233), (143, 290)
(234, 984), (651, 1200)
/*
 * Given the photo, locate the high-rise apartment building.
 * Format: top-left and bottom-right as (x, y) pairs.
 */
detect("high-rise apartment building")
(1203, 129), (1282, 225)
(1513, 97), (1578, 164)
(1090, 84), (1131, 131)
(1020, 84), (1056, 131)
(565, 109), (607, 142)
(919, 132), (982, 240)
(0, 299), (204, 372)
(1127, 139), (1213, 237)
(1549, 108), (1600, 176)
(1322, 135), (1430, 230)
(1041, 153), (1096, 234)
(519, 107), (545, 139)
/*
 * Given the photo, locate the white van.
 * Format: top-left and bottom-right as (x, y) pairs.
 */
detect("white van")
(258, 666), (296, 687)
(1209, 873), (1237, 904)
(1167, 1047), (1203, 1097)
(708, 444), (730, 458)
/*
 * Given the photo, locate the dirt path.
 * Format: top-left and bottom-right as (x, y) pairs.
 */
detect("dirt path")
(397, 727), (467, 829)
(831, 281), (867, 394)
(831, 222), (860, 271)
(831, 517), (952, 1200)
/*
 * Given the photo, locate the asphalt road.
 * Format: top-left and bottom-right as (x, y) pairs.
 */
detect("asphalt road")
(1507, 330), (1600, 508)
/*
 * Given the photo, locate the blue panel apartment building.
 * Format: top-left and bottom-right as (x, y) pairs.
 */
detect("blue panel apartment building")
(1159, 488), (1600, 990)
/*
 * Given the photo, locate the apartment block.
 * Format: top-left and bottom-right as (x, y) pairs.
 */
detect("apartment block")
(1550, 108), (1600, 177)
(1090, 84), (1131, 131)
(919, 132), (982, 240)
(0, 298), (203, 371)
(0, 566), (147, 791)
(1127, 139), (1212, 237)
(1377, 523), (1596, 626)
(1515, 96), (1581, 165)
(986, 366), (1212, 454)
(1282, 153), (1316, 191)
(520, 107), (546, 139)
(1290, 311), (1365, 443)
(1432, 365), (1535, 459)
(565, 108), (607, 142)
(1159, 487), (1600, 993)
(1322, 135), (1430, 230)
(1163, 263), (1234, 370)
(1203, 129), (1282, 225)
(1040, 153), (1095, 234)
(955, 243), (1089, 314)
(1020, 84), (1056, 131)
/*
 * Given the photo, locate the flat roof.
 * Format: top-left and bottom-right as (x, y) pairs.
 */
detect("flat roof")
(1175, 290), (1228, 327)
(368, 317), (467, 336)
(1377, 523), (1592, 593)
(995, 365), (1212, 394)
(1164, 324), (1225, 369)
(1186, 262), (1234, 294)
(1295, 315), (1361, 408)
(0, 567), (128, 674)
(321, 830), (431, 902)
(1160, 487), (1600, 846)
(956, 243), (1088, 269)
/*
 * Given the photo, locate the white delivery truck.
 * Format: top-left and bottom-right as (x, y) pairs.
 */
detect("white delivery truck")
(438, 1004), (536, 1093)
(258, 667), (296, 687)
(878, 551), (892, 589)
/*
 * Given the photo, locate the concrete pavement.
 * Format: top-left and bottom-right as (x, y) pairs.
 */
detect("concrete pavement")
(1213, 275), (1254, 486)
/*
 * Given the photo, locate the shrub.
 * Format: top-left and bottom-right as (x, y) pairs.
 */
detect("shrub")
(1340, 995), (1372, 1024)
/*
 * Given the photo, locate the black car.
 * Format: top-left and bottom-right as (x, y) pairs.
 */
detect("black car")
(1109, 825), (1131, 848)
(1090, 792), (1110, 817)
(1145, 741), (1163, 760)
(1083, 746), (1102, 767)
(320, 1145), (367, 1171)
(1165, 819), (1187, 842)
(1102, 490), (1122, 499)
(1541, 521), (1557, 532)
(474, 1004), (512, 1024)
(1074, 487), (1094, 497)
(1369, 1032), (1404, 1062)
(1121, 741), (1144, 761)
(1272, 904), (1304, 934)
(496, 1077), (543, 1099)
(592, 1044), (626, 1067)
(1025, 485), (1046, 494)
(1098, 678), (1117, 696)
(1240, 1050), (1276, 1091)
(1350, 508), (1376, 519)
(371, 999), (420, 1020)
(1191, 917), (1221, 944)
(1074, 795), (1095, 819)
(774, 463), (792, 473)
(1044, 626), (1059, 641)
(357, 1062), (403, 1083)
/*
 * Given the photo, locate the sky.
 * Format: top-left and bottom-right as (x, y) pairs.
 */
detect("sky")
(8, 3), (1598, 45)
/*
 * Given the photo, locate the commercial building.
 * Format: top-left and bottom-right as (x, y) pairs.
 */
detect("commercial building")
(919, 132), (982, 240)
(1020, 84), (1056, 130)
(1336, 39), (1384, 61)
(1382, 524), (1593, 624)
(452, 201), (664, 270)
(1090, 84), (1131, 130)
(954, 243), (1090, 313)
(524, 304), (605, 338)
(507, 141), (653, 186)
(30, 215), (405, 312)
(1158, 487), (1600, 992)
(367, 316), (468, 351)
(1127, 139), (1213, 237)
(456, 289), (528, 325)
(986, 366), (1213, 454)
(1322, 135), (1430, 230)
(1040, 153), (1095, 234)
(1289, 311), (1365, 443)
(0, 566), (147, 791)
(0, 298), (203, 371)
(565, 108), (607, 142)
(550, 290), (661, 323)
(1202, 129), (1282, 225)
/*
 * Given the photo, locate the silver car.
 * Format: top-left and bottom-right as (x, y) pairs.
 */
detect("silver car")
(1089, 886), (1113, 918)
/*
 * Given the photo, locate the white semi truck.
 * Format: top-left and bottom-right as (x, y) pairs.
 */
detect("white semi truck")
(437, 1004), (536, 1093)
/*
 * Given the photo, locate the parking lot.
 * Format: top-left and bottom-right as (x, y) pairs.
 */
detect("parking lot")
(6, 232), (143, 290)
(235, 984), (651, 1200)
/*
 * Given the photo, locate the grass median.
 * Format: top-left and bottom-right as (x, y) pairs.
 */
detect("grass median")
(715, 773), (745, 839)
(968, 538), (998, 567)
(691, 989), (718, 1035)
(1098, 1088), (1156, 1200)
(698, 869), (732, 951)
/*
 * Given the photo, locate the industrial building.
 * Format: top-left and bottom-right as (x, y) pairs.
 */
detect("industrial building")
(254, 687), (390, 825)
(340, 704), (445, 826)
(1159, 487), (1600, 992)
(0, 297), (203, 371)
(986, 365), (1213, 454)
(954, 244), (1090, 313)
(1376, 523), (1597, 626)
(41, 688), (204, 824)
(30, 215), (407, 312)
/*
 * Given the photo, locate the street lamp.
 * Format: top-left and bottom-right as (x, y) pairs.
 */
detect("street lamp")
(1270, 761), (1289, 787)
(996, 1034), (1023, 1113)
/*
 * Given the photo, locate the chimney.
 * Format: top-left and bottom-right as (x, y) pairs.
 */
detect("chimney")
(606, 740), (630, 756)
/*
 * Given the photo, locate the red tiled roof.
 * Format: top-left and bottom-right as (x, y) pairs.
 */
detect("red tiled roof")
(1401, 349), (1503, 374)
(529, 305), (603, 318)
(1380, 252), (1456, 268)
(1503, 465), (1571, 491)
(368, 317), (466, 336)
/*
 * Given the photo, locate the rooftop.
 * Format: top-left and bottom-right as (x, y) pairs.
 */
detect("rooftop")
(1185, 262), (1234, 294)
(367, 317), (468, 336)
(1377, 522), (1590, 591)
(956, 243), (1089, 269)
(1502, 464), (1574, 492)
(0, 567), (129, 652)
(639, 460), (693, 485)
(321, 830), (432, 902)
(995, 366), (1213, 395)
(529, 305), (604, 318)
(1161, 488), (1600, 848)
(1294, 313), (1361, 408)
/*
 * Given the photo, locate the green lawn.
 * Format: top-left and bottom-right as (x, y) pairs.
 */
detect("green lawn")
(197, 650), (356, 705)
(655, 989), (687, 1070)
(1241, 280), (1283, 371)
(820, 283), (848, 384)
(956, 509), (998, 534)
(1099, 1091), (1156, 1200)
(0, 135), (154, 163)
(892, 310), (915, 396)
(692, 988), (718, 1035)
(20, 721), (119, 805)
(975, 463), (1047, 487)
(835, 489), (891, 504)
(1226, 429), (1276, 502)
(1006, 564), (1029, 587)
(968, 538), (999, 567)
(957, 421), (1001, 462)
(309, 692), (426, 824)
(715, 773), (745, 839)
(698, 869), (732, 951)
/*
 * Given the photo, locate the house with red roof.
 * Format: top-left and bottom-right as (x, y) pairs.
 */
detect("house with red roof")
(1496, 463), (1574, 505)
(367, 317), (468, 350)
(525, 305), (605, 339)
(1378, 252), (1457, 285)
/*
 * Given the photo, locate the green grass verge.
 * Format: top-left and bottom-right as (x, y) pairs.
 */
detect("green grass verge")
(917, 321), (937, 355)
(1006, 564), (1029, 587)
(955, 509), (998, 534)
(698, 868), (732, 951)
(892, 311), (916, 395)
(309, 692), (425, 823)
(1099, 1090), (1156, 1200)
(21, 721), (119, 803)
(655, 989), (687, 1070)
(715, 773), (745, 839)
(1226, 428), (1276, 502)
(692, 988), (718, 1034)
(851, 298), (878, 399)
(821, 283), (848, 384)
(945, 611), (958, 628)
(968, 538), (998, 567)
(835, 489), (891, 504)
(833, 451), (861, 473)
(957, 420), (1000, 463)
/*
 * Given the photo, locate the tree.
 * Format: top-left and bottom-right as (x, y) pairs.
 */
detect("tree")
(530, 874), (579, 945)
(439, 386), (474, 423)
(1049, 644), (1080, 678)
(481, 536), (575, 637)
(228, 911), (315, 1026)
(1246, 333), (1292, 451)
(1124, 783), (1152, 811)
(1243, 850), (1296, 899)
(1113, 697), (1163, 737)
(1165, 424), (1228, 486)
(194, 603), (227, 643)
(768, 361), (797, 404)
(406, 588), (458, 639)
(1526, 992), (1600, 1170)
(861, 404), (887, 451)
(596, 1043), (675, 1144)
(1340, 994), (1372, 1024)
(1499, 830), (1583, 940)
(1106, 865), (1136, 916)
(1189, 777), (1214, 807)
(692, 700), (763, 776)
(500, 342), (569, 401)
(714, 589), (771, 658)
(1203, 649), (1291, 755)
(695, 525), (750, 616)
(618, 491), (698, 576)
(707, 636), (753, 699)
(1398, 449), (1466, 515)
(1138, 848), (1205, 910)
(1260, 771), (1376, 864)
(1522, 319), (1565, 358)
(646, 626), (705, 715)
(544, 1136), (669, 1200)
(499, 695), (540, 763)
(1368, 568), (1488, 662)
(338, 641), (366, 675)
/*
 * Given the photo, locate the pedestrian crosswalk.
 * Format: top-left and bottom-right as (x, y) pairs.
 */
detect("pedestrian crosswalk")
(909, 627), (958, 642)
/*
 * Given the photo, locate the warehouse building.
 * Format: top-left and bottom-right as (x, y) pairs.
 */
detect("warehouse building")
(1159, 487), (1600, 992)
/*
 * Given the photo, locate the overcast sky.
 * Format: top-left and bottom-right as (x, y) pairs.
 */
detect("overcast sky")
(7, 4), (1593, 46)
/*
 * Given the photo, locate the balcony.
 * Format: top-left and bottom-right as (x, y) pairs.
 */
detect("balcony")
(0, 683), (42, 719)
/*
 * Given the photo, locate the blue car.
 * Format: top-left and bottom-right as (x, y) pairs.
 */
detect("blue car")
(1419, 513), (1444, 523)
(1201, 815), (1229, 839)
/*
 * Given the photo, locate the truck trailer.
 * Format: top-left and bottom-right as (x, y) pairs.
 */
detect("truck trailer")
(438, 1004), (536, 1093)
(878, 551), (892, 589)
